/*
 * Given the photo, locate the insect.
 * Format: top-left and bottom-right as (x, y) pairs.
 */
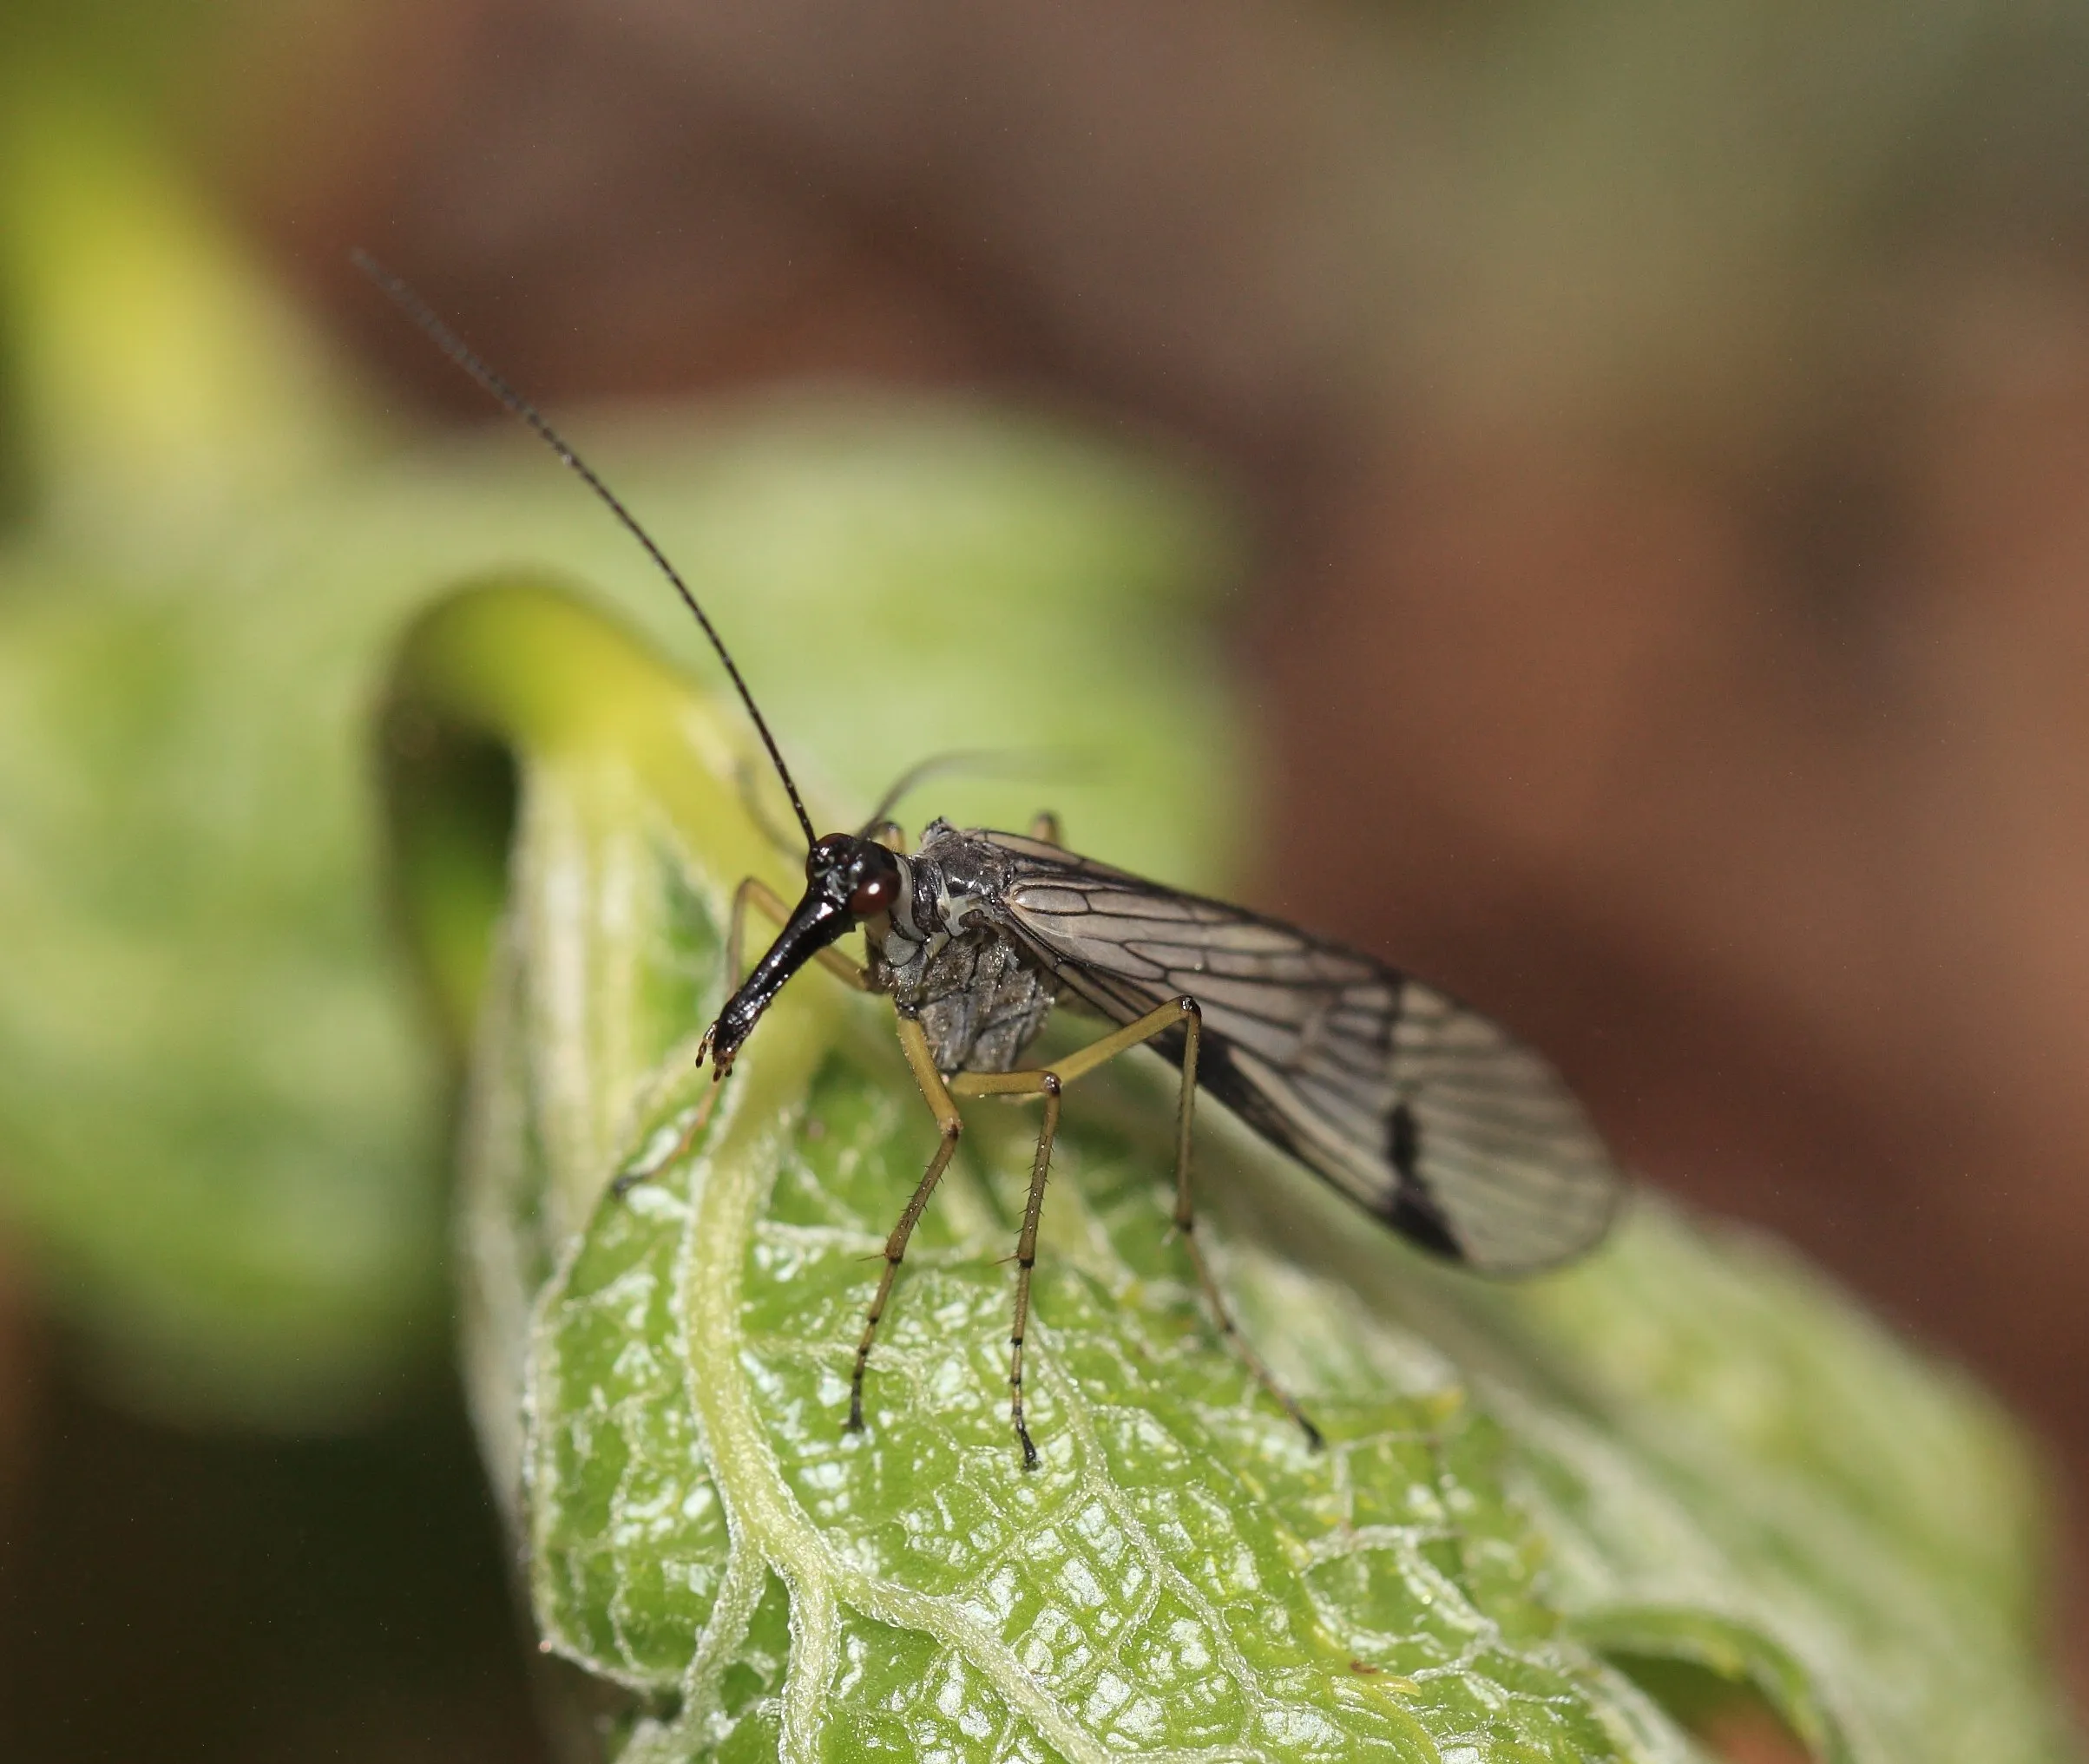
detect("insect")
(358, 253), (1626, 1468)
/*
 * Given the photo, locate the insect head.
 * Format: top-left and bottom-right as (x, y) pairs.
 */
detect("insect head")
(697, 834), (901, 1073)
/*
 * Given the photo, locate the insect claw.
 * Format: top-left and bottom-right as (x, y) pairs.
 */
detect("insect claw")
(694, 1022), (739, 1078)
(1015, 1422), (1040, 1472)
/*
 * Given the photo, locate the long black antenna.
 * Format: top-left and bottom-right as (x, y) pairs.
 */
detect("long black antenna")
(351, 249), (818, 851)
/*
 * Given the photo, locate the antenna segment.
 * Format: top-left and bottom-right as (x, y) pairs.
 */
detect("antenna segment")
(351, 249), (818, 851)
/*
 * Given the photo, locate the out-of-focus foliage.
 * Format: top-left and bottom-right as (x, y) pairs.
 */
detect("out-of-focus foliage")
(0, 87), (1237, 1422)
(404, 583), (2078, 1763)
(1, 21), (2082, 1764)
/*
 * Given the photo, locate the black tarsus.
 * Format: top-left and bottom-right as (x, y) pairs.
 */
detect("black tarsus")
(351, 248), (818, 852)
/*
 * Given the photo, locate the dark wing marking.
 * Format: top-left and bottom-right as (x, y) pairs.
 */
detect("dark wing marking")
(980, 831), (1622, 1273)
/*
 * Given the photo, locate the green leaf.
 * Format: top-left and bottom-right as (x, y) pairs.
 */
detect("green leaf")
(0, 69), (370, 541)
(0, 392), (1234, 1425)
(400, 585), (2080, 1763)
(0, 89), (1238, 1422)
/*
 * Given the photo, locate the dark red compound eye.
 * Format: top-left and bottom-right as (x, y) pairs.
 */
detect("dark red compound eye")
(848, 869), (897, 915)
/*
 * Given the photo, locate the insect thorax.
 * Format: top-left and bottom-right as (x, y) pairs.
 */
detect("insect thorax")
(864, 822), (1060, 1075)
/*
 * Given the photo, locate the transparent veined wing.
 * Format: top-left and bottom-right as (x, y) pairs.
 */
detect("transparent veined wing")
(982, 832), (1624, 1273)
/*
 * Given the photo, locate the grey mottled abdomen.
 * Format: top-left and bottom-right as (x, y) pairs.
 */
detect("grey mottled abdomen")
(881, 927), (1060, 1074)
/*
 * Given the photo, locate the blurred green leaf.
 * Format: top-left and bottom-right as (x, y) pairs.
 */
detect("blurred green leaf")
(404, 586), (2079, 1763)
(0, 49), (1238, 1426)
(1, 36), (2078, 1761)
(0, 71), (365, 544)
(0, 397), (1236, 1425)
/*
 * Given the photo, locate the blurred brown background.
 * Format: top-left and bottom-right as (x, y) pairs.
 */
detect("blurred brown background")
(8, 1), (2089, 1757)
